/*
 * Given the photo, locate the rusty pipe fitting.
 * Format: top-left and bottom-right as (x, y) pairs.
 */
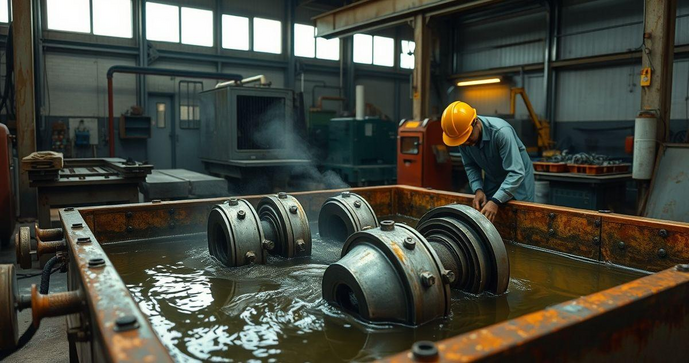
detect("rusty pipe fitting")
(30, 285), (84, 328)
(34, 224), (64, 241)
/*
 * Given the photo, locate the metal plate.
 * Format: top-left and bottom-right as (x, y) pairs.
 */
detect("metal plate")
(644, 144), (689, 222)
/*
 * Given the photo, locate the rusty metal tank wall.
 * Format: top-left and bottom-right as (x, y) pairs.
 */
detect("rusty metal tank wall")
(60, 186), (689, 361)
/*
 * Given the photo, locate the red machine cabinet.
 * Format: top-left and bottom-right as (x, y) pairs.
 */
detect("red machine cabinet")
(397, 118), (453, 191)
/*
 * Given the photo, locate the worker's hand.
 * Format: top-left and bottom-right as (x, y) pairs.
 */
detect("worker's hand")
(473, 190), (487, 211)
(480, 200), (499, 222)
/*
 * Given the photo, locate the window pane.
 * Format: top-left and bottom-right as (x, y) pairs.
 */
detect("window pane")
(373, 36), (394, 67)
(181, 7), (213, 47)
(400, 40), (415, 69)
(294, 24), (315, 58)
(401, 137), (420, 155)
(47, 0), (90, 33)
(316, 37), (339, 61)
(156, 103), (166, 128)
(180, 105), (189, 121)
(222, 15), (249, 50)
(353, 34), (372, 64)
(254, 18), (282, 54)
(0, 0), (9, 23)
(93, 0), (132, 38)
(146, 2), (179, 43)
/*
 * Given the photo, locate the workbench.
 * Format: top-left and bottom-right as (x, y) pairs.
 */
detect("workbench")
(534, 172), (632, 211)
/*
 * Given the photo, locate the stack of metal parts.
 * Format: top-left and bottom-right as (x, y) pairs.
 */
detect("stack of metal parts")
(548, 151), (622, 166)
(321, 198), (509, 326)
(207, 192), (311, 267)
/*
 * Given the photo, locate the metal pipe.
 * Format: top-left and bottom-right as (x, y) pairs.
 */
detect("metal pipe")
(30, 285), (83, 328)
(106, 66), (243, 157)
(34, 224), (63, 241)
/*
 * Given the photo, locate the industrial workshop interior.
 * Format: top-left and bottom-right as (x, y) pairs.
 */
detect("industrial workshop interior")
(2, 0), (689, 361)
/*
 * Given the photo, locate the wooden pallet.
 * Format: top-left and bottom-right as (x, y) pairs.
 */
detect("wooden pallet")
(567, 163), (630, 175)
(533, 162), (568, 173)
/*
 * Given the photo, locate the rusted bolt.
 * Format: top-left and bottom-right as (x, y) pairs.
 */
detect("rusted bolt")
(114, 315), (139, 332)
(354, 200), (362, 208)
(594, 219), (601, 227)
(296, 239), (306, 252)
(262, 240), (275, 251)
(289, 205), (298, 214)
(125, 211), (133, 218)
(441, 270), (455, 284)
(126, 226), (133, 233)
(592, 237), (600, 246)
(64, 207), (74, 212)
(245, 251), (256, 263)
(617, 241), (626, 250)
(76, 237), (92, 244)
(169, 209), (175, 215)
(341, 191), (351, 198)
(676, 264), (689, 272)
(549, 213), (555, 219)
(659, 229), (668, 238)
(237, 210), (246, 220)
(403, 237), (416, 250)
(657, 248), (667, 258)
(228, 198), (239, 206)
(548, 229), (555, 236)
(380, 220), (395, 231)
(152, 199), (162, 204)
(71, 223), (83, 229)
(420, 272), (436, 287)
(278, 192), (288, 199)
(412, 341), (439, 361)
(88, 257), (105, 268)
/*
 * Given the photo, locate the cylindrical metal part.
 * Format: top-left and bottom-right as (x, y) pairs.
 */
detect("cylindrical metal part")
(318, 192), (378, 242)
(207, 199), (266, 267)
(36, 239), (66, 260)
(15, 226), (32, 269)
(416, 204), (510, 295)
(322, 223), (450, 326)
(0, 264), (19, 349)
(632, 114), (657, 180)
(31, 285), (84, 328)
(258, 194), (311, 258)
(355, 85), (365, 120)
(34, 224), (64, 241)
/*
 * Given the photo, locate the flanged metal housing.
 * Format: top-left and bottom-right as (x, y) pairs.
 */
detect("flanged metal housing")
(0, 264), (18, 350)
(318, 191), (379, 242)
(322, 221), (451, 326)
(416, 204), (510, 294)
(207, 194), (311, 267)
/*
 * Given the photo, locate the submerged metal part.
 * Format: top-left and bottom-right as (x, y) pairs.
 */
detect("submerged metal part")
(322, 221), (450, 326)
(318, 192), (379, 242)
(416, 204), (510, 294)
(208, 194), (311, 266)
(258, 194), (312, 258)
(207, 198), (266, 267)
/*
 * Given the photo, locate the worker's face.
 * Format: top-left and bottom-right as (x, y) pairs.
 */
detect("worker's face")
(463, 119), (481, 146)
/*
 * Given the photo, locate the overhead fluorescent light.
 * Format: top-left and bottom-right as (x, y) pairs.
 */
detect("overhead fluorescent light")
(456, 77), (501, 87)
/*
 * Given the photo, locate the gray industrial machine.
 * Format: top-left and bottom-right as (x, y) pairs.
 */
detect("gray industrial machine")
(199, 85), (311, 193)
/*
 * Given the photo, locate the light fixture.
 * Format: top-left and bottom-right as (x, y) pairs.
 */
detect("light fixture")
(456, 77), (501, 87)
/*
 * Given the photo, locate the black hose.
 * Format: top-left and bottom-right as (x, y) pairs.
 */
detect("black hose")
(40, 255), (60, 294)
(0, 325), (38, 360)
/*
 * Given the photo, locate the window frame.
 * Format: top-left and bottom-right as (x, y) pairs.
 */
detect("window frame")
(45, 0), (135, 39)
(221, 13), (251, 51)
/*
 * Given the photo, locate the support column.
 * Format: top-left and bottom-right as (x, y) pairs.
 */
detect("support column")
(285, 0), (295, 90)
(413, 14), (431, 121)
(640, 0), (677, 143)
(12, 0), (38, 218)
(345, 36), (355, 112)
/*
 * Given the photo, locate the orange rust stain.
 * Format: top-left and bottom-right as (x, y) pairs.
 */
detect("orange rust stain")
(390, 242), (406, 263)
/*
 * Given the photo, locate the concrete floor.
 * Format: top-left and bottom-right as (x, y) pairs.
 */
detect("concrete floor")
(1, 225), (70, 363)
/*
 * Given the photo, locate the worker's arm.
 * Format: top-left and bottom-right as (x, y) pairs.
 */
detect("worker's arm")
(492, 127), (527, 204)
(458, 147), (484, 193)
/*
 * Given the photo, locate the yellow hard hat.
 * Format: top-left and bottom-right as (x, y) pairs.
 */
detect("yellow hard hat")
(441, 101), (476, 146)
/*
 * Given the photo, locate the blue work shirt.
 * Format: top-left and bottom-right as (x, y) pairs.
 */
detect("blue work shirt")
(458, 116), (535, 203)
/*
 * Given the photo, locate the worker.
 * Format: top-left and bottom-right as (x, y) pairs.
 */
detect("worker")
(441, 101), (535, 222)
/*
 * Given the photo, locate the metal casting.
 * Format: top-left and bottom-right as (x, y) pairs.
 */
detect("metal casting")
(318, 191), (379, 242)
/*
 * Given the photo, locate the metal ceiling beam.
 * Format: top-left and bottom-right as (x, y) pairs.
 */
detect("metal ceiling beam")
(313, 0), (503, 39)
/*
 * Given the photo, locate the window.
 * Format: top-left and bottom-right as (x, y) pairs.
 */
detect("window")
(156, 103), (166, 128)
(93, 0), (132, 38)
(46, 0), (91, 33)
(253, 18), (282, 54)
(222, 15), (249, 50)
(400, 40), (415, 69)
(401, 137), (420, 155)
(316, 37), (340, 61)
(294, 24), (315, 58)
(353, 34), (373, 64)
(179, 81), (203, 129)
(146, 2), (179, 43)
(373, 36), (394, 67)
(0, 0), (9, 23)
(181, 7), (213, 47)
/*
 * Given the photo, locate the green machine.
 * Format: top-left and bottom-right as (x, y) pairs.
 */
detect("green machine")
(308, 110), (337, 161)
(320, 117), (397, 186)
